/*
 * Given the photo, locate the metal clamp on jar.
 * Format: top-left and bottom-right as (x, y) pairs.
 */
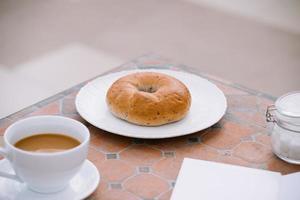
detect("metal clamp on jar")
(266, 92), (300, 164)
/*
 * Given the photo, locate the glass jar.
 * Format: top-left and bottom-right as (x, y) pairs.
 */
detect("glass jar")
(266, 92), (300, 164)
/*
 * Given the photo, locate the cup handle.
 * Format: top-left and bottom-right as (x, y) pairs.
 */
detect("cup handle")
(0, 147), (23, 182)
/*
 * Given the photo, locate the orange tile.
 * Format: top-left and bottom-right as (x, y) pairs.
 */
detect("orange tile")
(202, 121), (253, 149)
(120, 145), (162, 166)
(89, 126), (132, 153)
(0, 119), (13, 136)
(202, 129), (241, 150)
(255, 134), (272, 147)
(0, 119), (13, 128)
(146, 137), (188, 151)
(152, 157), (182, 179)
(61, 113), (89, 126)
(231, 111), (266, 127)
(0, 128), (5, 136)
(223, 121), (253, 137)
(176, 143), (220, 162)
(29, 101), (60, 116)
(124, 174), (169, 199)
(217, 155), (252, 167)
(98, 159), (135, 182)
(158, 189), (173, 200)
(233, 142), (272, 164)
(88, 147), (106, 168)
(62, 98), (77, 114)
(267, 155), (300, 175)
(257, 97), (274, 113)
(87, 181), (109, 199)
(228, 95), (258, 110)
(191, 129), (212, 138)
(97, 190), (139, 200)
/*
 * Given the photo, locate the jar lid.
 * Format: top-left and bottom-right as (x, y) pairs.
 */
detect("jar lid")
(275, 92), (300, 118)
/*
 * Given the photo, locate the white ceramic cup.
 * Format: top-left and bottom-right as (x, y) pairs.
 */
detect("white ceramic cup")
(0, 115), (90, 193)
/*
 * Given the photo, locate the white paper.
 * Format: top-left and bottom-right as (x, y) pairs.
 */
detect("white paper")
(279, 172), (300, 200)
(171, 158), (281, 200)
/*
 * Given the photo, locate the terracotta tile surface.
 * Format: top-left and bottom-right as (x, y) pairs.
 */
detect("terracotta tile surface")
(227, 95), (258, 111)
(230, 110), (267, 128)
(62, 98), (77, 114)
(146, 137), (188, 151)
(0, 118), (13, 136)
(202, 121), (253, 149)
(152, 157), (182, 179)
(89, 126), (132, 153)
(158, 190), (173, 200)
(87, 147), (106, 168)
(255, 134), (272, 147)
(88, 181), (109, 200)
(176, 143), (220, 162)
(61, 113), (88, 125)
(98, 159), (135, 182)
(233, 142), (273, 164)
(267, 156), (300, 175)
(257, 97), (274, 113)
(124, 174), (169, 199)
(1, 55), (298, 200)
(120, 145), (162, 166)
(96, 190), (139, 200)
(0, 128), (6, 136)
(217, 154), (252, 167)
(28, 101), (60, 116)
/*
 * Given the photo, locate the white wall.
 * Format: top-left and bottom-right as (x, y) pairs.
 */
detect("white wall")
(186, 0), (300, 33)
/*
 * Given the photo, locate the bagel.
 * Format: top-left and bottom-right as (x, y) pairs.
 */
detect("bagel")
(106, 72), (191, 126)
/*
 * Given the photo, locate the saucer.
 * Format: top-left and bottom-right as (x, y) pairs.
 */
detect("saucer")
(0, 159), (100, 200)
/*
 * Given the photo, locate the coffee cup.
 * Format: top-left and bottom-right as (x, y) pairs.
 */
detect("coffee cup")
(0, 115), (90, 193)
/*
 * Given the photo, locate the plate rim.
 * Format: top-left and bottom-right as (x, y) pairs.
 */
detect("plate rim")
(75, 69), (227, 139)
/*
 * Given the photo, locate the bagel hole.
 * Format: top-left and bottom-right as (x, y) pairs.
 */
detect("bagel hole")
(138, 85), (157, 93)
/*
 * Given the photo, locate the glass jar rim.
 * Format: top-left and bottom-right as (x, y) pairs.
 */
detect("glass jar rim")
(275, 91), (300, 118)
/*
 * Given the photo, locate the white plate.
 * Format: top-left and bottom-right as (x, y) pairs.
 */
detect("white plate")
(0, 159), (100, 200)
(76, 69), (227, 139)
